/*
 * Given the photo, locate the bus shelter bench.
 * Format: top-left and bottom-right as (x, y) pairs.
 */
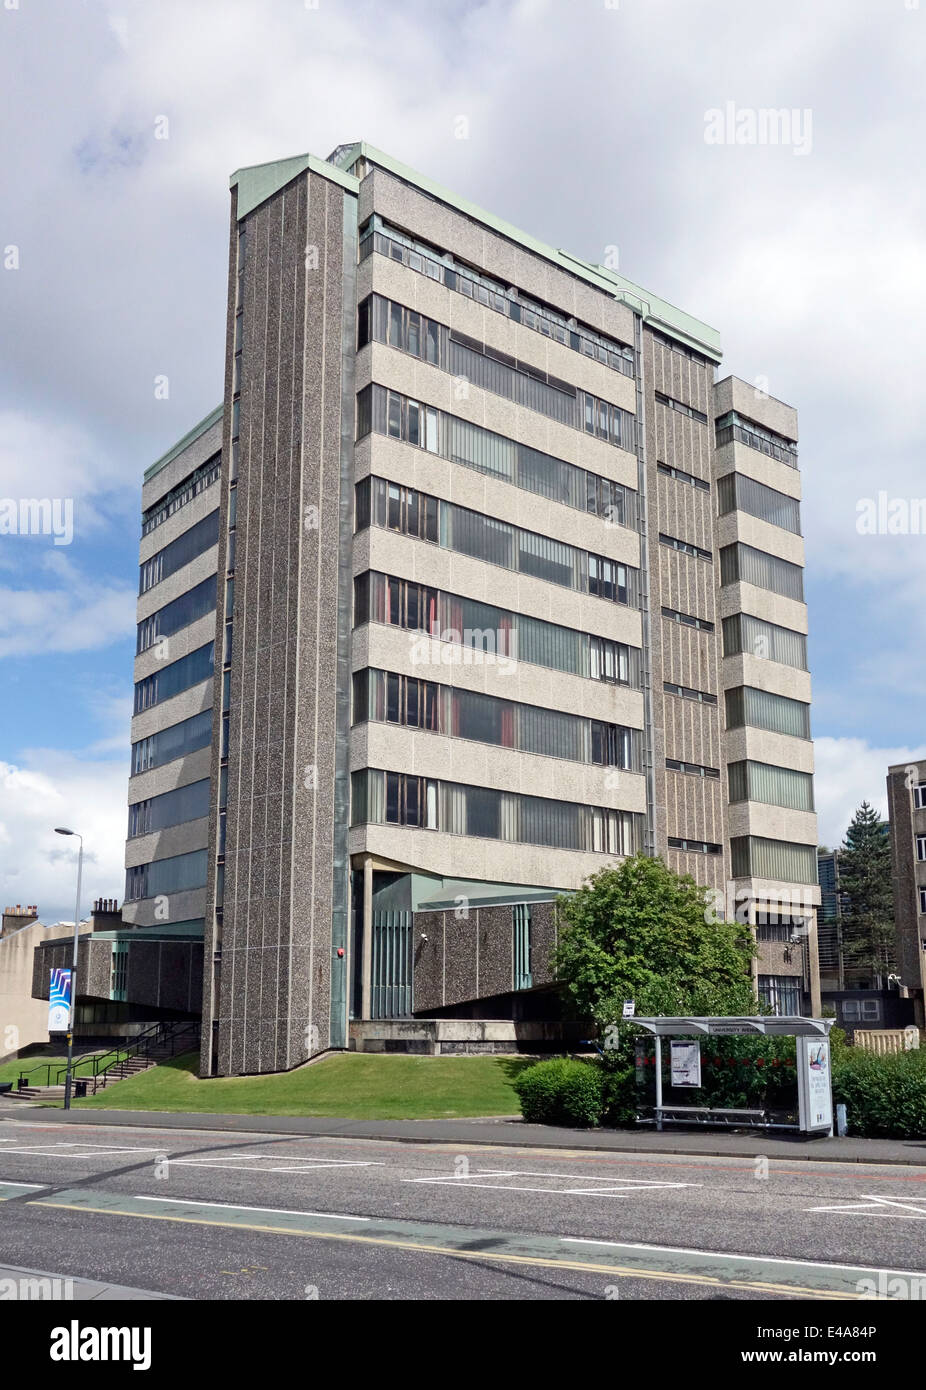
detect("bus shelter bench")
(646, 1105), (769, 1127)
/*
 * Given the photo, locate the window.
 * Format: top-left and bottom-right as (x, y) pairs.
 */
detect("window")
(720, 543), (804, 602)
(919, 887), (926, 914)
(661, 605), (714, 633)
(370, 224), (635, 379)
(756, 923), (793, 943)
(758, 975), (802, 1016)
(664, 682), (717, 705)
(913, 785), (926, 809)
(139, 510), (220, 594)
(357, 482), (639, 607)
(917, 836), (926, 861)
(725, 686), (811, 739)
(666, 758), (721, 779)
(715, 411), (798, 468)
(668, 837), (722, 854)
(659, 533), (713, 562)
(131, 709), (213, 775)
(722, 613), (807, 670)
(657, 461), (710, 492)
(731, 836), (818, 885)
(128, 779), (211, 838)
(124, 849), (208, 903)
(352, 768), (644, 853)
(141, 453), (221, 536)
(136, 575), (217, 654)
(133, 642), (215, 714)
(513, 904), (533, 990)
(717, 473), (801, 534)
(840, 998), (882, 1023)
(654, 390), (708, 424)
(728, 761), (815, 812)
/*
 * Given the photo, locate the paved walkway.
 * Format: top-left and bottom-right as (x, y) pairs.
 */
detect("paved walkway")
(0, 1263), (180, 1300)
(4, 1105), (925, 1165)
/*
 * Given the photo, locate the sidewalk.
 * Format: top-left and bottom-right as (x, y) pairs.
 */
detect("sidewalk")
(0, 1263), (180, 1300)
(5, 1104), (926, 1165)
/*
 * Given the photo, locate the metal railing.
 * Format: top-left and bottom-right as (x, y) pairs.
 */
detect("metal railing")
(17, 1021), (200, 1092)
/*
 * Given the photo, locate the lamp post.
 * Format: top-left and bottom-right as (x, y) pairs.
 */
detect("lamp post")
(54, 828), (83, 1111)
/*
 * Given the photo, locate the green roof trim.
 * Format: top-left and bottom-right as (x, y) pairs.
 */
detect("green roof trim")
(91, 921), (205, 942)
(143, 403), (223, 485)
(330, 142), (722, 361)
(230, 151), (358, 220)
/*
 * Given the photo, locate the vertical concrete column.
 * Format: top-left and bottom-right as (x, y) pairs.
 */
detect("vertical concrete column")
(361, 853), (373, 1019)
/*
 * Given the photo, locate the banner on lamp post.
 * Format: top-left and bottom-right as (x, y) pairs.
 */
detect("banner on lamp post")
(48, 968), (72, 1033)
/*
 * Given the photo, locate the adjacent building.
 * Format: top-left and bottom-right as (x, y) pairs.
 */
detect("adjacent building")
(37, 144), (823, 1074)
(887, 760), (926, 1028)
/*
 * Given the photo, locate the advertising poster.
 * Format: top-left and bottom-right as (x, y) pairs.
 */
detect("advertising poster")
(670, 1039), (701, 1087)
(797, 1036), (833, 1132)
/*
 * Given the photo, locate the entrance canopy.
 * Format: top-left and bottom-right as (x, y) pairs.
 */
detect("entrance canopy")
(631, 1016), (832, 1038)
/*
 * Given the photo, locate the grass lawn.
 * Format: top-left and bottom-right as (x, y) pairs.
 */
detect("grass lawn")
(0, 1054), (68, 1086)
(68, 1051), (534, 1120)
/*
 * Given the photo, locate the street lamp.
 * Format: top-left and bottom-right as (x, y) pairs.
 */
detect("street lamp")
(54, 827), (83, 1111)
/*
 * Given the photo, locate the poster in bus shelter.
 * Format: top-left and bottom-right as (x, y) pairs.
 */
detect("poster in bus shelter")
(670, 1039), (701, 1087)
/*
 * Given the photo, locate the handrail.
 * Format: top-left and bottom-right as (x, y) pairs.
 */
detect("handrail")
(17, 1020), (200, 1092)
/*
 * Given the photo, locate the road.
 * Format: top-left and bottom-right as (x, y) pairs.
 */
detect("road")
(1, 1115), (925, 1300)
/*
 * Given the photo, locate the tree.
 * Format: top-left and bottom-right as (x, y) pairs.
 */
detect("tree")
(553, 853), (757, 1028)
(839, 801), (896, 982)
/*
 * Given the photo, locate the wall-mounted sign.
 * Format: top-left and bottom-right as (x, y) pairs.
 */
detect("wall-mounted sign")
(622, 1000), (635, 1018)
(670, 1039), (701, 1087)
(48, 968), (71, 1033)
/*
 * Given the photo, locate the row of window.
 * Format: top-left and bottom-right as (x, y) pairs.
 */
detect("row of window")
(359, 294), (637, 448)
(725, 684), (811, 740)
(717, 472), (801, 535)
(664, 681), (718, 706)
(728, 759), (815, 812)
(720, 542), (804, 603)
(128, 778), (211, 839)
(355, 571), (642, 686)
(136, 575), (217, 654)
(659, 532), (713, 563)
(661, 604), (714, 634)
(141, 453), (221, 537)
(357, 383), (637, 529)
(758, 975), (802, 1015)
(666, 758), (720, 779)
(139, 509), (220, 595)
(715, 411), (798, 468)
(657, 460), (710, 493)
(649, 328), (712, 369)
(731, 835), (818, 885)
(351, 768), (645, 855)
(133, 641), (214, 714)
(124, 848), (208, 903)
(363, 222), (636, 377)
(356, 476), (640, 606)
(131, 708), (213, 776)
(668, 836), (722, 854)
(654, 390), (708, 424)
(354, 667), (643, 769)
(722, 612), (807, 670)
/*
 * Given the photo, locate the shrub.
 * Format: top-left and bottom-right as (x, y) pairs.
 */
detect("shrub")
(513, 1057), (604, 1128)
(833, 1048), (926, 1139)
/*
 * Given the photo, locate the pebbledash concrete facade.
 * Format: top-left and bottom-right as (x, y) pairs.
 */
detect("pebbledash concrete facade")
(116, 144), (820, 1076)
(886, 760), (926, 1028)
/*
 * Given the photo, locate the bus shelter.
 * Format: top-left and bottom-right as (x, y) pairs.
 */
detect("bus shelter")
(629, 1016), (835, 1136)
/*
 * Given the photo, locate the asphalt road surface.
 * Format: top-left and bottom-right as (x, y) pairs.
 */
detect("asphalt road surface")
(1, 1116), (925, 1300)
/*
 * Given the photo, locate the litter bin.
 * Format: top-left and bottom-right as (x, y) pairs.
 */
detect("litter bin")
(74, 1080), (88, 1099)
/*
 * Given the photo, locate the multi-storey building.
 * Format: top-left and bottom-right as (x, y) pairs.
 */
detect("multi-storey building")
(887, 760), (926, 1028)
(49, 143), (822, 1074)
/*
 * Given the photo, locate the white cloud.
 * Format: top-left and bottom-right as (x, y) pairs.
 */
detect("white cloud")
(813, 736), (926, 849)
(0, 553), (135, 658)
(0, 751), (129, 924)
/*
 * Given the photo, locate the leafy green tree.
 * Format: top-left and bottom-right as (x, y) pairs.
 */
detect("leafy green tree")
(839, 801), (896, 981)
(553, 853), (757, 1028)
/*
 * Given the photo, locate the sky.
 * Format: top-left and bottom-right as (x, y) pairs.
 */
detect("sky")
(1, 0), (924, 920)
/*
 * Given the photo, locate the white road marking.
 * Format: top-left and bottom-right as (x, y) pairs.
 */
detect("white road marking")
(170, 1157), (386, 1173)
(136, 1196), (369, 1221)
(403, 1168), (699, 1197)
(563, 1236), (926, 1277)
(806, 1194), (926, 1218)
(0, 1179), (45, 1188)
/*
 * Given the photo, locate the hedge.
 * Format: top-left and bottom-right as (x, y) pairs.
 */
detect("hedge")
(512, 1057), (604, 1127)
(833, 1048), (926, 1139)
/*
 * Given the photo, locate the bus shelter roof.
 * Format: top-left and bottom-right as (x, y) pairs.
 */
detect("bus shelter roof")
(629, 1016), (832, 1038)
